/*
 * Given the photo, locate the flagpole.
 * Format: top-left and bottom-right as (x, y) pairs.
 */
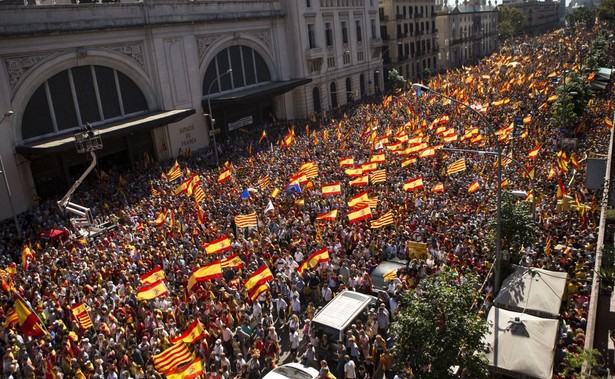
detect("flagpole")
(12, 290), (51, 336)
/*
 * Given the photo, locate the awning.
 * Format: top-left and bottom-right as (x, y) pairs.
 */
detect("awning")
(203, 78), (312, 105)
(16, 109), (195, 155)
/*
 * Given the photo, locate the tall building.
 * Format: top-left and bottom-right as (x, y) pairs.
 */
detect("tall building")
(499, 0), (563, 35)
(379, 0), (439, 83)
(0, 0), (383, 221)
(435, 0), (498, 72)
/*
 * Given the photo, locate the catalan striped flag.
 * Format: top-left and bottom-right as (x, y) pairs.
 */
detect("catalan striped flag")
(4, 310), (18, 328)
(468, 180), (481, 194)
(136, 280), (169, 301)
(348, 205), (372, 224)
(315, 209), (338, 222)
(140, 267), (166, 284)
(193, 186), (206, 204)
(152, 343), (193, 374)
(167, 161), (182, 181)
(70, 303), (93, 329)
(187, 262), (223, 292)
(370, 169), (386, 184)
(370, 211), (394, 228)
(446, 159), (467, 175)
(383, 268), (398, 282)
(244, 265), (274, 293)
(169, 319), (206, 344)
(322, 182), (342, 197)
(419, 148), (436, 158)
(257, 174), (271, 189)
(234, 213), (258, 228)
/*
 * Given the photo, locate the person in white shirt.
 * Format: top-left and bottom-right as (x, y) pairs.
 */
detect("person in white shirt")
(344, 355), (357, 379)
(289, 328), (300, 358)
(321, 285), (333, 303)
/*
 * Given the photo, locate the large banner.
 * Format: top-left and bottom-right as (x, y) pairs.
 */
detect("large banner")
(407, 241), (428, 260)
(228, 116), (253, 131)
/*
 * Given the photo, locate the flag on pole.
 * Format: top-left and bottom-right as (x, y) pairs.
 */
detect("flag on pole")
(14, 297), (46, 336)
(244, 265), (274, 292)
(344, 167), (363, 177)
(370, 211), (394, 228)
(259, 130), (267, 143)
(271, 188), (280, 198)
(468, 180), (481, 194)
(235, 213), (258, 228)
(501, 179), (510, 189)
(264, 200), (275, 214)
(70, 303), (93, 329)
(383, 269), (398, 282)
(360, 162), (378, 173)
(152, 343), (193, 374)
(446, 159), (467, 175)
(401, 158), (417, 167)
(167, 161), (182, 181)
(557, 178), (567, 198)
(193, 186), (205, 204)
(348, 205), (372, 224)
(204, 236), (232, 255)
(136, 280), (169, 301)
(369, 153), (386, 164)
(257, 174), (271, 189)
(187, 263), (223, 292)
(155, 211), (167, 226)
(419, 148), (436, 158)
(249, 283), (270, 302)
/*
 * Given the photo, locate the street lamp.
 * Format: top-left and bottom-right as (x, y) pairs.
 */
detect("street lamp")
(206, 68), (232, 167)
(0, 110), (22, 237)
(412, 83), (504, 294)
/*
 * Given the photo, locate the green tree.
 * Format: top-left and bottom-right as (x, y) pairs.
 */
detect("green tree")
(487, 192), (537, 286)
(597, 0), (615, 27)
(551, 71), (593, 131)
(566, 7), (596, 28)
(584, 34), (609, 70)
(391, 267), (490, 379)
(498, 6), (524, 36)
(565, 347), (605, 378)
(387, 68), (406, 92)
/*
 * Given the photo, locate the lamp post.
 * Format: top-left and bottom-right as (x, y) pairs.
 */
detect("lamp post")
(412, 83), (504, 294)
(206, 68), (232, 167)
(0, 111), (22, 237)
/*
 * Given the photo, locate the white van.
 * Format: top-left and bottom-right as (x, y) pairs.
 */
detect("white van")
(310, 290), (377, 360)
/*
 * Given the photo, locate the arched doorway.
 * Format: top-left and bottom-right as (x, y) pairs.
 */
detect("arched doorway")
(313, 87), (321, 113)
(345, 77), (352, 103)
(330, 81), (338, 109)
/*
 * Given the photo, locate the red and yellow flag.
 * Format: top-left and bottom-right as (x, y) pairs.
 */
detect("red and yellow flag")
(446, 159), (466, 175)
(14, 297), (46, 336)
(217, 169), (232, 183)
(152, 343), (193, 374)
(321, 182), (342, 197)
(187, 263), (223, 292)
(468, 180), (481, 194)
(348, 205), (372, 224)
(348, 192), (369, 208)
(140, 267), (166, 284)
(4, 310), (18, 328)
(315, 209), (338, 222)
(169, 320), (206, 344)
(244, 265), (274, 292)
(349, 175), (369, 187)
(166, 355), (203, 379)
(431, 182), (444, 193)
(137, 280), (169, 301)
(308, 248), (330, 267)
(370, 170), (386, 184)
(528, 145), (541, 159)
(218, 254), (244, 269)
(234, 213), (258, 228)
(204, 236), (232, 255)
(404, 177), (424, 191)
(339, 157), (354, 167)
(370, 211), (394, 228)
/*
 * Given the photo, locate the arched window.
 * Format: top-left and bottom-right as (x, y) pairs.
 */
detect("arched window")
(22, 65), (147, 141)
(330, 82), (338, 109)
(345, 77), (352, 103)
(203, 46), (271, 96)
(313, 87), (321, 113)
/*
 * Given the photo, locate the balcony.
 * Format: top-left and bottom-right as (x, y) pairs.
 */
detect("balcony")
(396, 14), (405, 20)
(306, 47), (325, 60)
(397, 32), (407, 39)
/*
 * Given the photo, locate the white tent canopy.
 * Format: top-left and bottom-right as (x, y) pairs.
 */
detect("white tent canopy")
(493, 266), (568, 318)
(485, 307), (559, 379)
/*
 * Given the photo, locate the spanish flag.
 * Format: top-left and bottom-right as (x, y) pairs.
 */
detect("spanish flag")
(557, 178), (567, 198)
(361, 162), (378, 173)
(166, 355), (204, 379)
(349, 175), (369, 187)
(316, 209), (338, 222)
(244, 265), (274, 292)
(204, 236), (232, 255)
(249, 283), (270, 302)
(136, 280), (169, 301)
(218, 254), (244, 269)
(339, 157), (354, 167)
(155, 210), (167, 226)
(217, 169), (231, 183)
(369, 153), (386, 164)
(322, 182), (342, 197)
(370, 211), (394, 228)
(345, 167), (363, 177)
(527, 145), (540, 159)
(401, 158), (417, 167)
(605, 117), (613, 129)
(419, 148), (436, 158)
(170, 320), (206, 344)
(501, 179), (510, 189)
(21, 246), (34, 270)
(140, 267), (166, 284)
(14, 297), (46, 336)
(348, 192), (369, 207)
(297, 261), (310, 275)
(308, 248), (330, 267)
(468, 180), (481, 194)
(259, 130), (267, 144)
(403, 177), (424, 191)
(348, 205), (372, 224)
(152, 343), (193, 374)
(187, 263), (223, 292)
(431, 183), (444, 193)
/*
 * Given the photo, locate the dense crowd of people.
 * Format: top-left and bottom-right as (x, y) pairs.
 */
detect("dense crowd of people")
(0, 23), (613, 379)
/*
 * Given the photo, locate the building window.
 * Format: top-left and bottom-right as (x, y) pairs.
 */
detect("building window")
(308, 24), (316, 49)
(341, 21), (349, 44)
(356, 20), (362, 42)
(327, 56), (336, 69)
(371, 19), (377, 39)
(357, 51), (364, 62)
(330, 81), (338, 108)
(325, 23), (334, 46)
(22, 65), (147, 141)
(307, 0), (311, 7)
(343, 51), (351, 65)
(203, 45), (271, 95)
(313, 87), (321, 113)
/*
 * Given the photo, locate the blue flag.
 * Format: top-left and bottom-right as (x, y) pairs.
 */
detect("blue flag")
(286, 183), (302, 193)
(240, 188), (250, 200)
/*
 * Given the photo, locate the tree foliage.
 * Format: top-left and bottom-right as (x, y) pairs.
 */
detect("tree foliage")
(488, 192), (537, 261)
(390, 267), (490, 379)
(597, 0), (615, 27)
(498, 6), (524, 36)
(584, 33), (610, 71)
(551, 71), (593, 132)
(387, 68), (406, 92)
(566, 7), (596, 28)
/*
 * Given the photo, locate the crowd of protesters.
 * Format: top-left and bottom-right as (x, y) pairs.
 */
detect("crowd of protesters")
(0, 23), (613, 379)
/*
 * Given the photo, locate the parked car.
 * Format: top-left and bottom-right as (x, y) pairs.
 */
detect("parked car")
(262, 362), (319, 379)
